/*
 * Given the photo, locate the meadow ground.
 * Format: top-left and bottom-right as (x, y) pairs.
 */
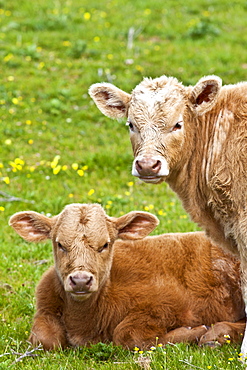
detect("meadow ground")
(1, 0), (247, 368)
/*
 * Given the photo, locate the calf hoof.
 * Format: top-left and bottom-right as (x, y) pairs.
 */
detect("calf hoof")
(200, 340), (221, 348)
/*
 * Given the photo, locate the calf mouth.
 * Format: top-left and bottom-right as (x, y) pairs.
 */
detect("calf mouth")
(139, 175), (165, 184)
(70, 291), (93, 301)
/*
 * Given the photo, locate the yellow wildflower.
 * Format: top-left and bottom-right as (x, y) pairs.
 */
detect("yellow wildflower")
(15, 158), (24, 165)
(4, 54), (13, 62)
(62, 40), (71, 46)
(38, 62), (45, 70)
(51, 155), (60, 169)
(84, 12), (91, 20)
(135, 65), (144, 72)
(3, 177), (10, 184)
(72, 163), (79, 170)
(77, 169), (84, 176)
(88, 189), (95, 196)
(12, 97), (19, 105)
(53, 165), (61, 175)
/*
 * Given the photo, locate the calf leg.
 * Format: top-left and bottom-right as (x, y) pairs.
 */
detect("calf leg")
(29, 315), (68, 350)
(113, 315), (208, 349)
(163, 325), (208, 344)
(113, 313), (173, 350)
(199, 319), (245, 347)
(239, 254), (247, 360)
(113, 321), (161, 350)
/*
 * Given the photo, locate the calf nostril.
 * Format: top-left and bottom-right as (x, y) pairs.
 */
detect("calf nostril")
(70, 275), (77, 286)
(152, 160), (161, 172)
(135, 160), (142, 171)
(86, 275), (93, 287)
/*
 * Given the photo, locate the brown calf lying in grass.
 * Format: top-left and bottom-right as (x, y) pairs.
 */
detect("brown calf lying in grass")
(9, 203), (245, 350)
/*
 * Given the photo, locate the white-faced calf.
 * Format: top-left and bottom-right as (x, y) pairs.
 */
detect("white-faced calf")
(10, 203), (245, 350)
(89, 76), (247, 355)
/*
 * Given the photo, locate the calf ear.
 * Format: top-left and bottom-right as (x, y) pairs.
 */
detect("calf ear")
(190, 75), (222, 115)
(9, 211), (54, 242)
(114, 211), (159, 240)
(89, 83), (131, 119)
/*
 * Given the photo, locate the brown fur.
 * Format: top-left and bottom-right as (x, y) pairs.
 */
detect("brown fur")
(89, 76), (247, 355)
(10, 203), (245, 350)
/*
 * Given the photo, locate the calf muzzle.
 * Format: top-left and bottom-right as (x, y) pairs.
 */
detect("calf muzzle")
(135, 157), (162, 176)
(68, 271), (94, 295)
(132, 155), (169, 183)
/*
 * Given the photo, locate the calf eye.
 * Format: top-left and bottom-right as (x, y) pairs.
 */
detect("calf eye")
(126, 120), (134, 131)
(172, 121), (182, 131)
(57, 242), (67, 252)
(98, 243), (109, 253)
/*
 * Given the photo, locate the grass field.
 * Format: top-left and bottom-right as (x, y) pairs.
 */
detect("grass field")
(1, 0), (247, 368)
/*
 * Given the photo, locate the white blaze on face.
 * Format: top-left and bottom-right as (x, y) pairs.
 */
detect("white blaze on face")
(133, 84), (177, 117)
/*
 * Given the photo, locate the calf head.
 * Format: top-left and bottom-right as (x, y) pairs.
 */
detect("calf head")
(89, 75), (222, 183)
(9, 203), (159, 301)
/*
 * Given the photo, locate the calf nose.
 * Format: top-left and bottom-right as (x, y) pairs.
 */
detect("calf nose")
(135, 157), (162, 176)
(69, 271), (94, 292)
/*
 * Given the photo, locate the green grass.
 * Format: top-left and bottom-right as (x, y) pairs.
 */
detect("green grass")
(0, 0), (247, 368)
